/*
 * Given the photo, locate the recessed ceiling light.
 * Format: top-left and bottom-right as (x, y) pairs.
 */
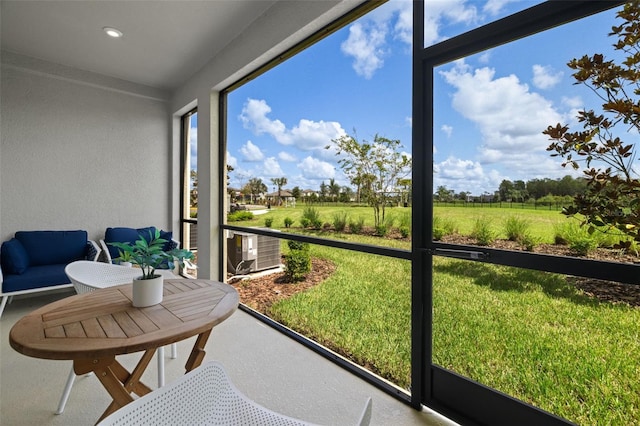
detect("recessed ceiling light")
(103, 27), (123, 38)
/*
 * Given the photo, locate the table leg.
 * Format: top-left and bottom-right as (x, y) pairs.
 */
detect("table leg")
(109, 350), (154, 396)
(185, 329), (212, 372)
(74, 349), (156, 424)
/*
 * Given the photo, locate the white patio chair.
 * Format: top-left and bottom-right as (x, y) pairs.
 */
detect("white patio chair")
(97, 360), (373, 426)
(56, 260), (177, 414)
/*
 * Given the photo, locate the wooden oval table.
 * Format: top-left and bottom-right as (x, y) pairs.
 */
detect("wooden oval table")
(10, 278), (239, 424)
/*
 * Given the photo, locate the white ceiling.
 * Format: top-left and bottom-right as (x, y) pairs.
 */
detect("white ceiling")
(1, 1), (280, 91)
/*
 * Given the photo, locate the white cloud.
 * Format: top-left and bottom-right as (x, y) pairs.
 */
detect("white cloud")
(239, 99), (346, 151)
(240, 140), (264, 162)
(226, 152), (237, 169)
(478, 52), (491, 64)
(262, 157), (284, 177)
(297, 157), (335, 179)
(340, 0), (415, 78)
(341, 22), (387, 79)
(439, 60), (564, 177)
(240, 99), (286, 138)
(278, 151), (297, 162)
(290, 119), (346, 150)
(392, 0), (413, 45)
(433, 156), (505, 194)
(424, 0), (478, 45)
(189, 125), (197, 168)
(532, 64), (563, 90)
(483, 0), (516, 16)
(562, 95), (583, 109)
(441, 124), (453, 138)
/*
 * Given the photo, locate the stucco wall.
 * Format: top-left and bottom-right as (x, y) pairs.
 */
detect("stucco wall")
(0, 56), (171, 243)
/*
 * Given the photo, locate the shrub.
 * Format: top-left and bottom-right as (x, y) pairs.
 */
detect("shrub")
(332, 211), (348, 232)
(300, 217), (311, 228)
(284, 217), (294, 228)
(264, 218), (273, 228)
(554, 221), (598, 255)
(554, 221), (586, 246)
(399, 213), (411, 230)
(471, 217), (495, 246)
(433, 215), (457, 240)
(504, 216), (530, 242)
(569, 237), (598, 256)
(284, 240), (311, 282)
(519, 233), (538, 251)
(227, 211), (254, 222)
(375, 223), (389, 237)
(399, 225), (410, 238)
(287, 240), (309, 251)
(301, 207), (323, 229)
(349, 217), (365, 234)
(384, 215), (395, 229)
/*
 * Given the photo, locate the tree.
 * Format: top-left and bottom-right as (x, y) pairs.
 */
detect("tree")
(319, 181), (328, 202)
(328, 178), (341, 202)
(544, 1), (640, 248)
(498, 179), (514, 201)
(291, 186), (301, 200)
(242, 178), (267, 204)
(457, 191), (470, 201)
(435, 185), (453, 202)
(330, 134), (411, 227)
(270, 177), (287, 205)
(398, 178), (412, 205)
(190, 169), (198, 208)
(339, 186), (354, 203)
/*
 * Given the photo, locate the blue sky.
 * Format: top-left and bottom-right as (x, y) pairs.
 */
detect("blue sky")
(212, 1), (628, 196)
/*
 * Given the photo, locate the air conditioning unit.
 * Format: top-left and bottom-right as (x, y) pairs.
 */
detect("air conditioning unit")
(227, 230), (281, 274)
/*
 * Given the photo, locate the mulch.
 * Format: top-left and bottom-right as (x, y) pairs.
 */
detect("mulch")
(228, 257), (335, 313)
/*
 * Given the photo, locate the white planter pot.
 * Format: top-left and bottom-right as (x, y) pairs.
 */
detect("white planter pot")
(132, 275), (164, 307)
(120, 262), (133, 268)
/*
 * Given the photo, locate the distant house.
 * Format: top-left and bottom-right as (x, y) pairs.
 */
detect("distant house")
(266, 189), (295, 206)
(301, 189), (317, 198)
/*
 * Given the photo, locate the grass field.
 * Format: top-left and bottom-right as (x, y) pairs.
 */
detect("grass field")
(231, 204), (640, 424)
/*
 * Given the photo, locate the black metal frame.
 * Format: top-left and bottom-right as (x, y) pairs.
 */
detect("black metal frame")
(415, 1), (628, 425)
(180, 107), (198, 251)
(218, 1), (634, 425)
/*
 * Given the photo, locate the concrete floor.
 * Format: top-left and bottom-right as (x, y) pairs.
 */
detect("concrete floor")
(1, 290), (458, 426)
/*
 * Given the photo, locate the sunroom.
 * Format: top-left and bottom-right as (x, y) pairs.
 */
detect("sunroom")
(2, 1), (638, 425)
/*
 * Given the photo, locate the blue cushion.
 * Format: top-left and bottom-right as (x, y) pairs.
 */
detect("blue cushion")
(1, 238), (30, 275)
(2, 264), (70, 293)
(159, 230), (174, 252)
(104, 227), (157, 260)
(15, 230), (87, 267)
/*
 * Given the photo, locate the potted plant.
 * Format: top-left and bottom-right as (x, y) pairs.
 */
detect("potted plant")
(109, 229), (195, 307)
(114, 249), (133, 267)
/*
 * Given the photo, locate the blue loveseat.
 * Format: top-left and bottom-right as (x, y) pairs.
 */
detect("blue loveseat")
(0, 230), (100, 319)
(99, 226), (178, 265)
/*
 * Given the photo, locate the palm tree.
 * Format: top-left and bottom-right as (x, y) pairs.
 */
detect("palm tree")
(328, 178), (341, 203)
(270, 177), (287, 205)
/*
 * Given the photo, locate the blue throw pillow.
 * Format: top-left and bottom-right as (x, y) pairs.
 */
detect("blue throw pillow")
(1, 238), (30, 275)
(159, 230), (174, 251)
(104, 227), (159, 261)
(105, 227), (145, 260)
(137, 227), (157, 243)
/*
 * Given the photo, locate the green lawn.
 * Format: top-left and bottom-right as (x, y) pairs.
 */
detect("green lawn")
(232, 204), (640, 424)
